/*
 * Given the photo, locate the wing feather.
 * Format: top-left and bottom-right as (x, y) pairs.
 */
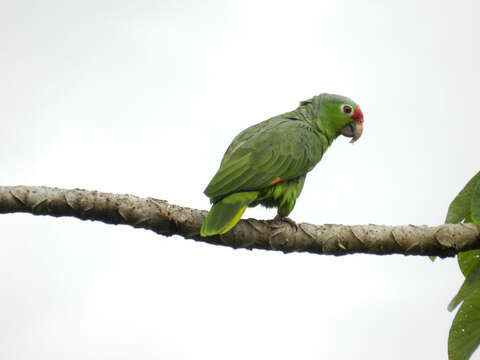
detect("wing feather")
(204, 117), (324, 199)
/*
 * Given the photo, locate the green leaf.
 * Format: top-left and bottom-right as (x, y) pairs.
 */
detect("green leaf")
(445, 171), (480, 224)
(471, 178), (480, 230)
(456, 185), (480, 277)
(432, 172), (480, 262)
(449, 287), (480, 360)
(448, 174), (480, 360)
(458, 250), (480, 277)
(449, 262), (480, 312)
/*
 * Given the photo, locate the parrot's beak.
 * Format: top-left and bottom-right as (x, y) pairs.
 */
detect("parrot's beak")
(341, 106), (364, 143)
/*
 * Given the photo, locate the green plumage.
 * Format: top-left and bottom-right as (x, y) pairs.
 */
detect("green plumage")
(200, 93), (363, 237)
(200, 192), (258, 235)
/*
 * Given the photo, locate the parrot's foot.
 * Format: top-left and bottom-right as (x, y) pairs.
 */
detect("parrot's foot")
(273, 215), (298, 230)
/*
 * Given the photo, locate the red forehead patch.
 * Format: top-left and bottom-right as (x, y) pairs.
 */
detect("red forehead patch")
(353, 106), (364, 123)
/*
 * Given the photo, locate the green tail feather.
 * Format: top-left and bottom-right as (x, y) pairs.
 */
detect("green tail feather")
(200, 191), (258, 237)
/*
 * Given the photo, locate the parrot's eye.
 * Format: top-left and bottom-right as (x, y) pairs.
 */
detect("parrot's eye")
(341, 104), (354, 116)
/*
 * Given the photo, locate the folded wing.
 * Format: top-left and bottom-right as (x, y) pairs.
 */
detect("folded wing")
(204, 118), (324, 200)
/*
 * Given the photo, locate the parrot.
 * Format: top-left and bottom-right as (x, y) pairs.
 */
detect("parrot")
(200, 93), (364, 237)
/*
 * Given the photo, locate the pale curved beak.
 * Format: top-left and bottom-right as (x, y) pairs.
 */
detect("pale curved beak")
(341, 121), (363, 143)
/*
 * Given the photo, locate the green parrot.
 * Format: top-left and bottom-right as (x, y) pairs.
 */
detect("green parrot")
(200, 93), (364, 237)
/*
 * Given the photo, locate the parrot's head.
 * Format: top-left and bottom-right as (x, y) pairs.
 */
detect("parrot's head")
(314, 94), (364, 143)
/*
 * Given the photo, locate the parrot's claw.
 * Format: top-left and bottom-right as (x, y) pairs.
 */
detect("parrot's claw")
(273, 215), (298, 230)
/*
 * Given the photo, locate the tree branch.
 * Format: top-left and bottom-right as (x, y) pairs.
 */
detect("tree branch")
(0, 185), (478, 257)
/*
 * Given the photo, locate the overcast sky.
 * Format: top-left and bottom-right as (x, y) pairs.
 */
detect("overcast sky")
(1, 1), (479, 359)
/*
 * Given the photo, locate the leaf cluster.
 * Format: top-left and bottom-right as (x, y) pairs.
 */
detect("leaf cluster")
(445, 171), (480, 360)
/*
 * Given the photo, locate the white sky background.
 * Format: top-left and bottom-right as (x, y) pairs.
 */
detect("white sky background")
(0, 0), (479, 358)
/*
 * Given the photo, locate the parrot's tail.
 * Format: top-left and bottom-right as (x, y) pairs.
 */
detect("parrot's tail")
(200, 191), (258, 237)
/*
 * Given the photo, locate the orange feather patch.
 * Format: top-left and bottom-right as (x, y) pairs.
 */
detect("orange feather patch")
(271, 177), (282, 185)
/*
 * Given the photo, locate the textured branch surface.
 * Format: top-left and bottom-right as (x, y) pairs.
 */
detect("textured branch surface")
(0, 186), (478, 257)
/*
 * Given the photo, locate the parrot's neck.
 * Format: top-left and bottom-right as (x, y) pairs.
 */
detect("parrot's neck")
(289, 103), (337, 147)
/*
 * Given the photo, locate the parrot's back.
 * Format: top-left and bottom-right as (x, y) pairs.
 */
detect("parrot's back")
(204, 116), (325, 201)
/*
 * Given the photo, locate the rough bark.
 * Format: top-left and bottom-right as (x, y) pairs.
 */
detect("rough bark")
(0, 185), (478, 258)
